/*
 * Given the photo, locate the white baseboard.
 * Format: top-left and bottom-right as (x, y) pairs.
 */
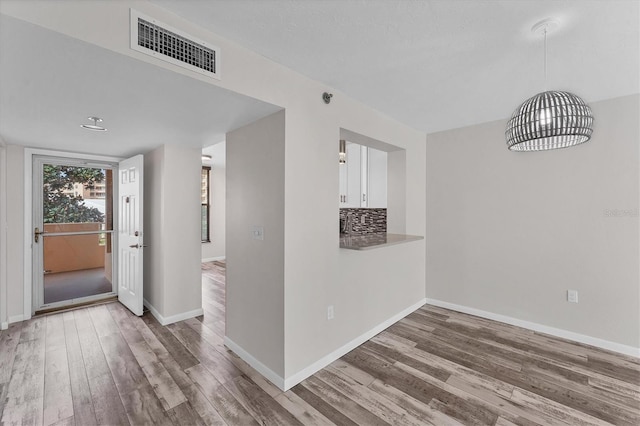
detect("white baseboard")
(144, 299), (204, 326)
(1, 321), (7, 330)
(224, 298), (426, 392)
(425, 298), (640, 358)
(9, 314), (24, 324)
(202, 256), (225, 262)
(224, 337), (285, 390)
(282, 297), (427, 391)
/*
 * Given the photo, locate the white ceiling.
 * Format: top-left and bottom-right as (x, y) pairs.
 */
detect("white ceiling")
(1, 1), (637, 155)
(150, 0), (640, 133)
(0, 14), (280, 158)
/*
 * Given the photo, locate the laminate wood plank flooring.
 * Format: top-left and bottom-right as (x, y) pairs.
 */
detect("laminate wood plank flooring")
(1, 259), (639, 425)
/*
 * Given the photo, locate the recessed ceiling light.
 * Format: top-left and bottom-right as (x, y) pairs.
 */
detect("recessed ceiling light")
(81, 116), (107, 131)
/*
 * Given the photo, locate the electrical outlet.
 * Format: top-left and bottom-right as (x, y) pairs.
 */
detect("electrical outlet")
(327, 305), (334, 320)
(361, 215), (366, 224)
(567, 290), (579, 303)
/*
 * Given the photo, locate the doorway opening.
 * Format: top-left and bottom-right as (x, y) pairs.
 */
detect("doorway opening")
(33, 156), (116, 312)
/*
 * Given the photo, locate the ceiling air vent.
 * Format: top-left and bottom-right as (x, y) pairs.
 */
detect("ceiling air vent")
(130, 9), (220, 79)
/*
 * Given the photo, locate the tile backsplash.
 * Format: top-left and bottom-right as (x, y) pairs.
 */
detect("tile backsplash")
(339, 208), (387, 235)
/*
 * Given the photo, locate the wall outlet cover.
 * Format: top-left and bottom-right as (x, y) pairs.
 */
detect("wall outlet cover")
(567, 290), (579, 303)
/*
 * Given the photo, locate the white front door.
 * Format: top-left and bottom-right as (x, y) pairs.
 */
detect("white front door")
(118, 155), (144, 316)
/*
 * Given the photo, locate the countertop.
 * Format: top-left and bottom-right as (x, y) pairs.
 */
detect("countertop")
(339, 232), (424, 251)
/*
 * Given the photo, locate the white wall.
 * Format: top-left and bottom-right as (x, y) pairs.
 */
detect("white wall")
(226, 110), (285, 377)
(426, 94), (640, 350)
(6, 145), (24, 322)
(2, 1), (427, 388)
(201, 142), (225, 261)
(143, 145), (165, 314)
(162, 144), (202, 318)
(0, 142), (7, 328)
(144, 144), (203, 322)
(284, 113), (425, 381)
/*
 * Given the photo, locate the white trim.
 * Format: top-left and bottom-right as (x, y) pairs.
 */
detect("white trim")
(282, 297), (427, 391)
(9, 314), (24, 324)
(24, 148), (123, 321)
(425, 298), (640, 358)
(224, 299), (426, 392)
(143, 298), (203, 326)
(23, 149), (31, 321)
(224, 336), (285, 390)
(201, 256), (225, 262)
(284, 299), (426, 391)
(0, 144), (7, 329)
(143, 299), (162, 322)
(38, 292), (117, 312)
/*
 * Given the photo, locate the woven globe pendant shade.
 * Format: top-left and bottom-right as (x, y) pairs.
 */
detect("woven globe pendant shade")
(505, 90), (593, 151)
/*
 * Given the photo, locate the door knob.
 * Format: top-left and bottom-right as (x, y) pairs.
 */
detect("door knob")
(129, 244), (148, 249)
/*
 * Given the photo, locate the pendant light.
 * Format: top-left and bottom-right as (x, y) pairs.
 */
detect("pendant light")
(505, 19), (593, 151)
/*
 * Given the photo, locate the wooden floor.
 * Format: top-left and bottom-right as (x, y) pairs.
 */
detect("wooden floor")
(1, 261), (639, 425)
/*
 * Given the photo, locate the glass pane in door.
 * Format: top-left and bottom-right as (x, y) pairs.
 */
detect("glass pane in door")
(43, 234), (112, 304)
(42, 165), (114, 305)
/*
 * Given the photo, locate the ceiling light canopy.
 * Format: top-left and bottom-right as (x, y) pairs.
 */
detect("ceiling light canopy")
(80, 116), (107, 131)
(506, 19), (593, 151)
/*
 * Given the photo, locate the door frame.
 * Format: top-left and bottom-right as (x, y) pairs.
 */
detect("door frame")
(24, 148), (123, 318)
(32, 155), (119, 312)
(0, 143), (7, 329)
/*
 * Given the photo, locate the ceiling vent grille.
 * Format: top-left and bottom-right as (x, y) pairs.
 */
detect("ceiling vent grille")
(130, 9), (220, 79)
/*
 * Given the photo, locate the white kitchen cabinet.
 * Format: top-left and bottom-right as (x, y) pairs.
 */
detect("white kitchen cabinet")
(339, 157), (348, 205)
(338, 142), (386, 208)
(366, 146), (387, 208)
(345, 143), (362, 207)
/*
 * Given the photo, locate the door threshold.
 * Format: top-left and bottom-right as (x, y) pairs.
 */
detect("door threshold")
(34, 295), (118, 316)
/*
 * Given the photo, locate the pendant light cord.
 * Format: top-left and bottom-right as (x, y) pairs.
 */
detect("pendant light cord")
(543, 27), (548, 91)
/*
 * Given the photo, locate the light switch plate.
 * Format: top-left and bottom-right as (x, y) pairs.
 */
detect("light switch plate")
(567, 289), (578, 303)
(252, 226), (264, 240)
(327, 305), (334, 320)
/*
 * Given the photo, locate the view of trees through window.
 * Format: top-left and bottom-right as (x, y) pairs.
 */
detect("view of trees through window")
(43, 165), (106, 224)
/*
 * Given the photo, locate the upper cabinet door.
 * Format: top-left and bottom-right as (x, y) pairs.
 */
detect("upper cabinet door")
(339, 155), (348, 206)
(339, 142), (388, 209)
(367, 147), (387, 208)
(360, 145), (368, 207)
(345, 143), (361, 208)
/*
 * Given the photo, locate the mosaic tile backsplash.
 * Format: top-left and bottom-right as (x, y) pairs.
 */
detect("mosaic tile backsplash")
(339, 208), (387, 235)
